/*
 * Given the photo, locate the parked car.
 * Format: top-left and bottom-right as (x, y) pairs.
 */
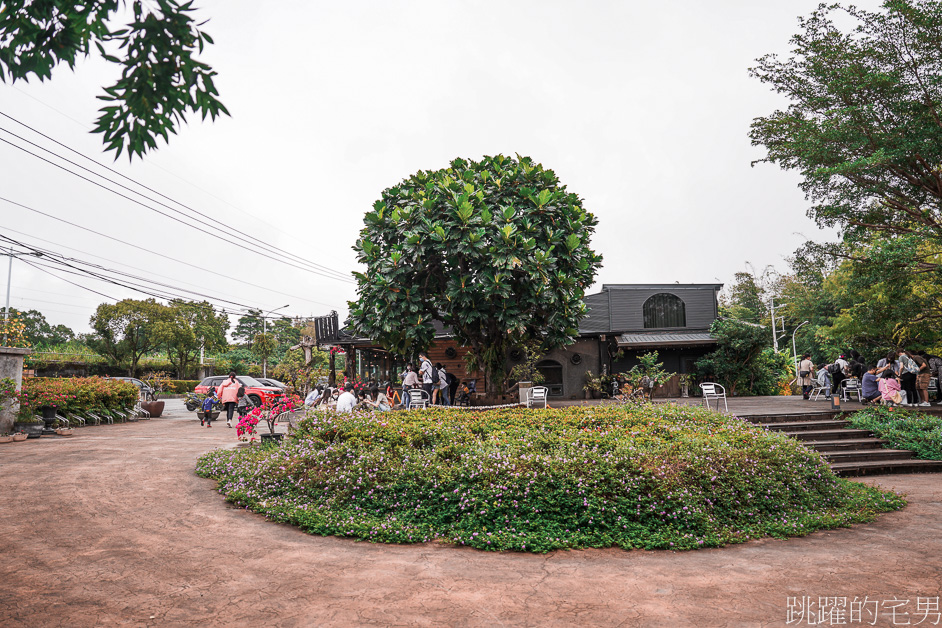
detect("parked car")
(194, 375), (284, 407)
(115, 377), (157, 401)
(255, 378), (287, 390)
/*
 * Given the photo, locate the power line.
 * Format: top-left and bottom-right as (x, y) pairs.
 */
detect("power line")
(0, 111), (355, 282)
(0, 133), (357, 284)
(0, 196), (343, 310)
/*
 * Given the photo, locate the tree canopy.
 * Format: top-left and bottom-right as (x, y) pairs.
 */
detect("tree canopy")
(1, 307), (74, 347)
(750, 0), (942, 327)
(87, 298), (169, 376)
(154, 300), (229, 378)
(0, 0), (227, 159)
(348, 154), (602, 391)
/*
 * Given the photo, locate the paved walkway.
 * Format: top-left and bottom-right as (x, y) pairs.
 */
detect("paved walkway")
(2, 401), (940, 626)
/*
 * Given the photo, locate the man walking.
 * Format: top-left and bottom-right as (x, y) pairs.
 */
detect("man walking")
(438, 364), (450, 406)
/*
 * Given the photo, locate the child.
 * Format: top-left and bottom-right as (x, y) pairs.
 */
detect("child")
(200, 392), (217, 427)
(237, 394), (256, 423)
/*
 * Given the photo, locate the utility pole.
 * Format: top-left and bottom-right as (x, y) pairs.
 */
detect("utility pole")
(769, 296), (788, 352)
(3, 247), (42, 347)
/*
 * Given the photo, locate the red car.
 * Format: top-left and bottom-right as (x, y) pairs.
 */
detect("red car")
(195, 375), (284, 407)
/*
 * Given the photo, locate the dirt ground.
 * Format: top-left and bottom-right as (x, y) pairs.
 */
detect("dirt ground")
(2, 400), (940, 627)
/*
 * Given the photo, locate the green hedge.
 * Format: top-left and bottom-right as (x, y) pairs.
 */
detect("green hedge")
(848, 406), (942, 460)
(168, 380), (200, 394)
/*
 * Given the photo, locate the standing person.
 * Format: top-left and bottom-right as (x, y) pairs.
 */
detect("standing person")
(830, 355), (849, 397)
(216, 372), (241, 428)
(898, 350), (920, 406)
(200, 390), (217, 427)
(438, 364), (450, 406)
(401, 364), (419, 409)
(909, 351), (931, 406)
(798, 353), (815, 400)
(419, 352), (434, 399)
(925, 352), (942, 404)
(816, 364), (832, 400)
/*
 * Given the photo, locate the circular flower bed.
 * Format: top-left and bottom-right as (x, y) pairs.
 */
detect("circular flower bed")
(196, 404), (904, 552)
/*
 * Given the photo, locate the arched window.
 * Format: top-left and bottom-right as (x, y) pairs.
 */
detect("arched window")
(643, 293), (686, 328)
(536, 359), (563, 396)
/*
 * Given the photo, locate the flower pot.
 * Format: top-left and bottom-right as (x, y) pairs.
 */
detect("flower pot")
(0, 435), (13, 443)
(197, 411), (220, 421)
(140, 401), (164, 418)
(12, 433), (27, 442)
(55, 428), (74, 437)
(260, 433), (284, 444)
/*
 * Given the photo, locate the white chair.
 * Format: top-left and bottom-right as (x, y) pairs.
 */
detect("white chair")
(841, 377), (861, 402)
(809, 380), (830, 401)
(700, 382), (728, 412)
(408, 388), (430, 409)
(526, 386), (549, 409)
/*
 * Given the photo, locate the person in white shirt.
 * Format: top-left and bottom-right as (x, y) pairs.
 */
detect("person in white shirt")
(419, 353), (434, 397)
(304, 387), (322, 407)
(335, 384), (357, 413)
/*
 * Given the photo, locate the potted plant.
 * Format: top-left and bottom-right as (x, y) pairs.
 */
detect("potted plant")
(141, 371), (171, 417)
(259, 397), (300, 443)
(678, 373), (694, 398)
(12, 432), (27, 442)
(13, 415), (43, 439)
(583, 370), (603, 399)
(0, 433), (12, 444)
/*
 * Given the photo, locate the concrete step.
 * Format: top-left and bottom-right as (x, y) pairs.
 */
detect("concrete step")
(764, 420), (851, 432)
(743, 412), (841, 425)
(831, 459), (942, 477)
(789, 428), (874, 441)
(806, 438), (889, 452)
(821, 449), (914, 464)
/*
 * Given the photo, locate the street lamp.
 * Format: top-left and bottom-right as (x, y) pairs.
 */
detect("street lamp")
(261, 304), (289, 378)
(792, 320), (810, 378)
(3, 247), (43, 347)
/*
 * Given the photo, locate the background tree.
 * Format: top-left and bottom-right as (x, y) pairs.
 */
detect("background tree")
(155, 300), (229, 378)
(233, 309), (264, 345)
(1, 307), (75, 347)
(348, 154), (603, 393)
(750, 0), (942, 327)
(696, 318), (790, 396)
(272, 347), (328, 394)
(252, 332), (276, 377)
(0, 0), (227, 159)
(722, 271), (767, 323)
(87, 299), (169, 376)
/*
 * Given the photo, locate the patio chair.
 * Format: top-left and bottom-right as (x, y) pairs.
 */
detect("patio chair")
(841, 377), (862, 402)
(700, 382), (728, 412)
(408, 388), (430, 409)
(809, 380), (831, 401)
(526, 386), (549, 409)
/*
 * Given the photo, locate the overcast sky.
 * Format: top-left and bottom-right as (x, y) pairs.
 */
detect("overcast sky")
(0, 0), (883, 337)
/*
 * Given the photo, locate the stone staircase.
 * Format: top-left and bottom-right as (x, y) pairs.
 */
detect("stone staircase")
(740, 410), (942, 477)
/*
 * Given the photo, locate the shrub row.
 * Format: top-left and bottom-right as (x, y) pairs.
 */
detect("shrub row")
(19, 377), (138, 420)
(167, 380), (200, 394)
(197, 403), (905, 552)
(848, 406), (942, 460)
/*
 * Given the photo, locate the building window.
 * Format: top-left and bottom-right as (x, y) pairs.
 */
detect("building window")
(643, 293), (686, 328)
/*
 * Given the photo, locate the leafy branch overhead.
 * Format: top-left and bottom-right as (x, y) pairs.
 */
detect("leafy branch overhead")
(0, 0), (228, 159)
(348, 154), (602, 390)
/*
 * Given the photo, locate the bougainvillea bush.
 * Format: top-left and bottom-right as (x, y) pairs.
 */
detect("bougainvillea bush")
(196, 404), (904, 553)
(848, 406), (942, 460)
(18, 377), (138, 419)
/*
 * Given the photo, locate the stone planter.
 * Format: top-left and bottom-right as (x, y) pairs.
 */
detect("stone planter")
(140, 400), (164, 418)
(0, 434), (12, 443)
(14, 421), (43, 439)
(12, 433), (27, 442)
(260, 433), (284, 444)
(55, 427), (74, 437)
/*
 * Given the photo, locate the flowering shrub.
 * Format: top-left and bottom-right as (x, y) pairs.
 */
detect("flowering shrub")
(236, 394), (302, 440)
(18, 377), (137, 419)
(848, 406), (942, 460)
(196, 404), (905, 552)
(0, 316), (29, 348)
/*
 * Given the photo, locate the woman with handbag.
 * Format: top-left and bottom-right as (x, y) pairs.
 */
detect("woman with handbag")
(798, 354), (815, 400)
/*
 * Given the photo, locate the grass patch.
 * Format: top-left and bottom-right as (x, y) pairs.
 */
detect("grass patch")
(196, 404), (905, 552)
(848, 406), (942, 460)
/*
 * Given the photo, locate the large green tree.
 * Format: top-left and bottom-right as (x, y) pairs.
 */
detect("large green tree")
(696, 318), (790, 396)
(155, 300), (229, 378)
(0, 0), (227, 159)
(348, 154), (603, 392)
(750, 0), (942, 326)
(0, 307), (74, 347)
(87, 298), (169, 376)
